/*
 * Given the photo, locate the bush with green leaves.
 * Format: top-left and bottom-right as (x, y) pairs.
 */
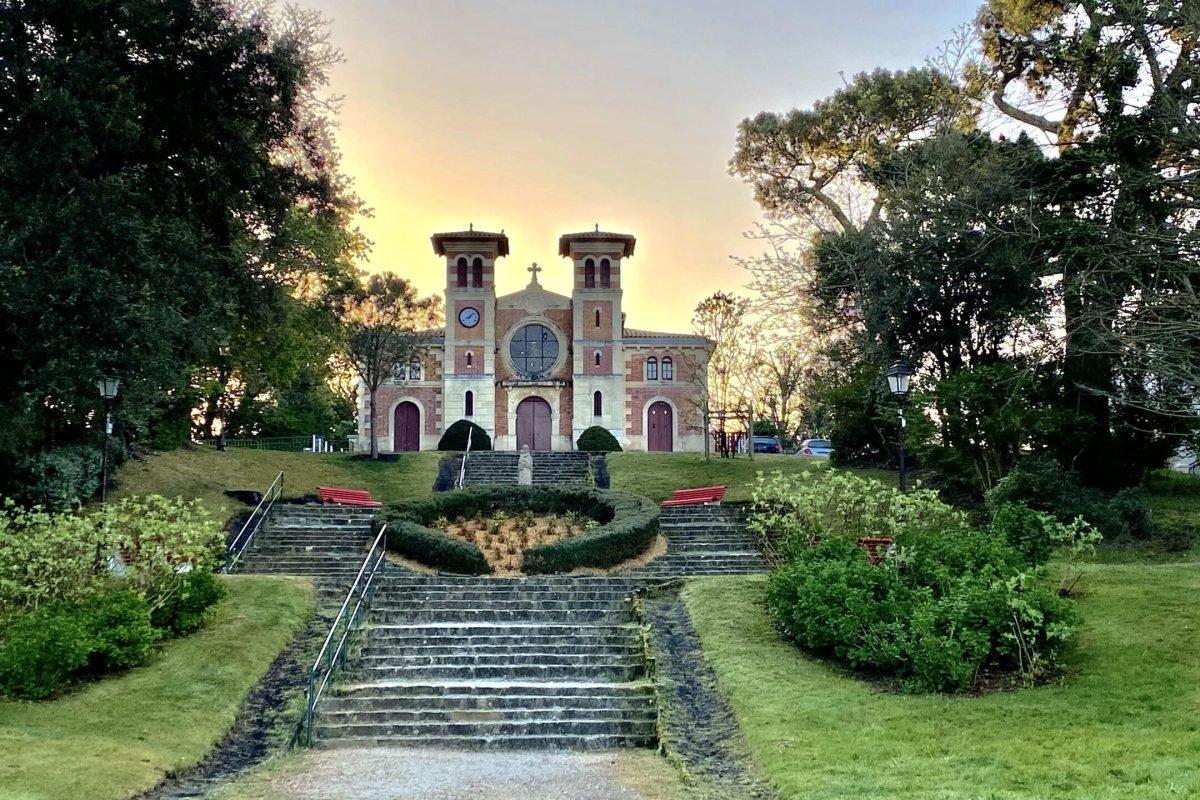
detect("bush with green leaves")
(748, 469), (969, 564)
(437, 419), (492, 451)
(376, 487), (658, 574)
(13, 444), (105, 511)
(756, 470), (1095, 692)
(0, 588), (157, 699)
(576, 426), (622, 452)
(148, 569), (226, 637)
(986, 456), (1154, 540)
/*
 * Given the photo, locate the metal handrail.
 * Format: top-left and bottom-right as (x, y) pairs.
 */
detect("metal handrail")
(456, 425), (474, 489)
(224, 470), (284, 573)
(303, 523), (389, 746)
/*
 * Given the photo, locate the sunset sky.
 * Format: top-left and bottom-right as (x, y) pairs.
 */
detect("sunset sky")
(304, 0), (981, 331)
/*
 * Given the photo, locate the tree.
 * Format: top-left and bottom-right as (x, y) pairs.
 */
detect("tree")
(339, 273), (441, 459)
(0, 0), (363, 499)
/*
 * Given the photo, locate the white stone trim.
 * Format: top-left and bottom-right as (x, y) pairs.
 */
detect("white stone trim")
(499, 316), (569, 379)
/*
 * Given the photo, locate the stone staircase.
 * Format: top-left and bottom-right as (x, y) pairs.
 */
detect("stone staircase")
(233, 504), (375, 584)
(461, 451), (594, 487)
(315, 575), (656, 750)
(627, 505), (766, 579)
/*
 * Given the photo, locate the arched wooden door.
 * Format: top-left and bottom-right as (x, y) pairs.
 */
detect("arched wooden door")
(393, 402), (420, 452)
(516, 397), (552, 451)
(647, 401), (673, 452)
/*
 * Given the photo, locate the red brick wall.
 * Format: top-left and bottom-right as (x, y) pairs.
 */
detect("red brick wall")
(495, 386), (509, 435)
(624, 387), (697, 436)
(445, 261), (495, 290)
(583, 346), (612, 375)
(582, 300), (613, 336)
(452, 300), (486, 341)
(454, 346), (482, 374)
(372, 385), (442, 437)
(559, 387), (573, 435)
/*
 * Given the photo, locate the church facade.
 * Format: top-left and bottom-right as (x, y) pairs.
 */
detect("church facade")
(357, 228), (711, 453)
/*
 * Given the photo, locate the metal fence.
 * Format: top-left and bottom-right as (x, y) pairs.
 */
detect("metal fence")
(199, 435), (352, 453)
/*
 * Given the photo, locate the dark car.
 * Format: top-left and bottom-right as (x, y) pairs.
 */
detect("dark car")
(752, 436), (782, 454)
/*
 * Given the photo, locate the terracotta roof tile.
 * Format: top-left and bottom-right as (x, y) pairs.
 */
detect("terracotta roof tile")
(558, 230), (637, 258)
(431, 229), (510, 257)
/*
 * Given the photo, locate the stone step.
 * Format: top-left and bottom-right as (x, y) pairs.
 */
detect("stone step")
(316, 732), (655, 751)
(362, 643), (642, 658)
(323, 692), (654, 714)
(315, 718), (656, 741)
(369, 608), (629, 624)
(369, 599), (629, 613)
(371, 588), (634, 602)
(366, 623), (640, 640)
(355, 662), (644, 681)
(331, 680), (654, 701)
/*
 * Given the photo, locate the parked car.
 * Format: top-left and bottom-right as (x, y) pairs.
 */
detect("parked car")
(797, 438), (833, 457)
(752, 436), (782, 454)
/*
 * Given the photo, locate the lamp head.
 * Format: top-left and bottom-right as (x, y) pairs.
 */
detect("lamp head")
(886, 360), (911, 398)
(97, 376), (121, 400)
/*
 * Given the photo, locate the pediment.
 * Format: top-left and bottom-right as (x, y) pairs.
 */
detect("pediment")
(496, 284), (571, 314)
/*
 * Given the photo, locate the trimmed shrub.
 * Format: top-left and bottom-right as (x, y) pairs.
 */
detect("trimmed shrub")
(148, 570), (226, 637)
(81, 589), (157, 674)
(15, 445), (104, 511)
(576, 426), (622, 452)
(437, 419), (492, 451)
(0, 589), (157, 699)
(384, 522), (490, 575)
(0, 603), (91, 699)
(376, 487), (658, 574)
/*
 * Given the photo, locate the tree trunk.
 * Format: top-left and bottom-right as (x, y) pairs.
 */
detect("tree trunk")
(369, 386), (379, 459)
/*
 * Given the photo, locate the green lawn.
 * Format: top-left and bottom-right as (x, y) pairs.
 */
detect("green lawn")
(113, 445), (443, 519)
(0, 575), (314, 800)
(683, 567), (1200, 800)
(607, 452), (846, 502)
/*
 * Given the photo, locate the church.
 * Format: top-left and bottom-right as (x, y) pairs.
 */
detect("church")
(356, 227), (712, 453)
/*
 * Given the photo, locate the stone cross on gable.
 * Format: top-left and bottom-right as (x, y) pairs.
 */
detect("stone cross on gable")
(527, 262), (542, 285)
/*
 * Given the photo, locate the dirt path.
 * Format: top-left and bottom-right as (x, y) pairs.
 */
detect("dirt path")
(209, 747), (690, 800)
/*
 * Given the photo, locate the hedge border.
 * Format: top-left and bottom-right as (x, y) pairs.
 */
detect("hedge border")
(373, 486), (659, 575)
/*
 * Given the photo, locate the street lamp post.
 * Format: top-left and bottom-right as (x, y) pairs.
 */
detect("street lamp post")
(96, 376), (120, 503)
(217, 341), (230, 451)
(885, 360), (911, 493)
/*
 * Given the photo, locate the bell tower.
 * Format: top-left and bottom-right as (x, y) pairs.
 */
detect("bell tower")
(560, 227), (635, 447)
(432, 226), (509, 438)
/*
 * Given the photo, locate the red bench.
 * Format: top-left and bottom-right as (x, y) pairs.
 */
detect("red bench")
(857, 537), (894, 564)
(661, 485), (726, 507)
(317, 486), (382, 508)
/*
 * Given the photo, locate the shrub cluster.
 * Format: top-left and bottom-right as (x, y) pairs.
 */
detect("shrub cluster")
(0, 496), (227, 699)
(576, 426), (622, 452)
(986, 456), (1154, 540)
(0, 587), (158, 699)
(754, 470), (1096, 693)
(376, 487), (658, 574)
(437, 419), (492, 451)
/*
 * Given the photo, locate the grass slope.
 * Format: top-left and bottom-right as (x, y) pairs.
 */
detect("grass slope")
(607, 452), (844, 503)
(684, 568), (1200, 800)
(0, 575), (314, 800)
(113, 445), (443, 519)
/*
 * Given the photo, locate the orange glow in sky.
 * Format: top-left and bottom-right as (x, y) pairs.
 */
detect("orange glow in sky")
(304, 0), (980, 331)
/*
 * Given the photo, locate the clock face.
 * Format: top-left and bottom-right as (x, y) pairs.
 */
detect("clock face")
(458, 307), (480, 328)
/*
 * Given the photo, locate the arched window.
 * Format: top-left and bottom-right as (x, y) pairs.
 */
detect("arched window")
(584, 258), (596, 288)
(471, 257), (483, 288)
(456, 257), (468, 288)
(465, 351), (473, 368)
(646, 357), (658, 381)
(593, 391), (602, 416)
(594, 308), (601, 328)
(662, 357), (673, 380)
(600, 258), (611, 288)
(594, 350), (602, 367)
(465, 390), (474, 417)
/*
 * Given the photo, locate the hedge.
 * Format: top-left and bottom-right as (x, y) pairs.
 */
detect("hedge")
(576, 426), (622, 452)
(437, 419), (492, 451)
(374, 486), (659, 574)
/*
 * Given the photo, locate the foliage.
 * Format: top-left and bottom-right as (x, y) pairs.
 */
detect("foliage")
(0, 588), (156, 699)
(0, 1), (365, 497)
(148, 570), (226, 638)
(0, 602), (91, 699)
(377, 487), (658, 574)
(338, 273), (442, 459)
(0, 495), (222, 615)
(12, 445), (105, 511)
(576, 426), (622, 452)
(747, 469), (968, 564)
(0, 499), (107, 612)
(437, 419), (492, 451)
(755, 469), (1091, 691)
(986, 457), (1154, 540)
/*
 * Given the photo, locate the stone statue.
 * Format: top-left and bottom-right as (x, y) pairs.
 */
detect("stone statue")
(518, 444), (533, 486)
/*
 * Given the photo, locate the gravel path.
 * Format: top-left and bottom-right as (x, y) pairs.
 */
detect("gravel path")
(225, 748), (684, 800)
